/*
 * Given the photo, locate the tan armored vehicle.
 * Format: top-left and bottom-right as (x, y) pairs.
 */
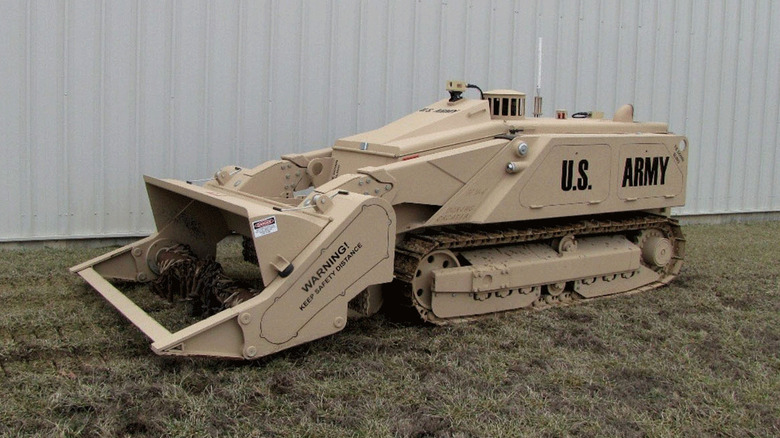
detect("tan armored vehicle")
(72, 81), (688, 360)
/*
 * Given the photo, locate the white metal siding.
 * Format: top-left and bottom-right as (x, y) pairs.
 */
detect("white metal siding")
(1, 0), (778, 241)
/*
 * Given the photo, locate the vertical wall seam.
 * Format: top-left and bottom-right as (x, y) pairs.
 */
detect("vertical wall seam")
(24, 0), (33, 236)
(133, 0), (142, 231)
(710, 1), (725, 210)
(713, 0), (727, 209)
(755, 0), (768, 207)
(613, 1), (622, 111)
(62, 0), (70, 235)
(487, 0), (494, 87)
(682, 0), (692, 136)
(631, 2), (640, 110)
(726, 0), (740, 210)
(554, 0), (561, 104)
(264, 0), (275, 161)
(235, 0), (244, 161)
(683, 1), (697, 209)
(168, 0), (177, 176)
(595, 0), (602, 107)
(632, 2), (641, 107)
(766, 0), (779, 208)
(666, 0), (676, 124)
(510, 0), (518, 86)
(464, 1), (470, 81)
(740, 0), (756, 209)
(383, 0), (391, 123)
(296, 0), (305, 150)
(20, 0), (31, 236)
(326, 0), (335, 143)
(573, 0), (581, 108)
(202, 0), (211, 174)
(383, 0), (390, 123)
(694, 2), (710, 214)
(649, 0), (659, 115)
(98, 0), (106, 231)
(354, 1), (363, 132)
(410, 0), (418, 108)
(436, 1), (444, 92)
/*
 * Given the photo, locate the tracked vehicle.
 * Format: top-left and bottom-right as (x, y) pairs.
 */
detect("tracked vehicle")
(72, 81), (688, 359)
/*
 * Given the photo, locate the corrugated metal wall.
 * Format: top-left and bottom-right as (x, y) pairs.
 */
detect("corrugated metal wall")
(1, 0), (778, 241)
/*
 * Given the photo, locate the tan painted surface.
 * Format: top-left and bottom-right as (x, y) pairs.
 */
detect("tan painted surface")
(72, 82), (688, 359)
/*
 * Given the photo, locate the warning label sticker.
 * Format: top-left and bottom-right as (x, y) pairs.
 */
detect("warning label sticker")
(252, 216), (278, 238)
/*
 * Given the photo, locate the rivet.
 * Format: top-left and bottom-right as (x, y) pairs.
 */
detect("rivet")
(245, 346), (257, 358)
(374, 188), (381, 194)
(239, 313), (252, 325)
(385, 184), (392, 190)
(137, 272), (148, 282)
(334, 316), (345, 328)
(132, 247), (143, 257)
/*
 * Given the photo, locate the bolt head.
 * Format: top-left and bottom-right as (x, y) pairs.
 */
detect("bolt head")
(517, 142), (528, 156)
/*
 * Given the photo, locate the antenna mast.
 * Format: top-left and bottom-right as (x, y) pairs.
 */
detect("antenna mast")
(533, 37), (543, 118)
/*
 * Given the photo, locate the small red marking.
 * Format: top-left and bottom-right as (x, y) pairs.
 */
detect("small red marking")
(402, 154), (420, 161)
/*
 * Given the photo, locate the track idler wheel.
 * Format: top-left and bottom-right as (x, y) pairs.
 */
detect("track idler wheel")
(410, 250), (459, 314)
(637, 229), (673, 269)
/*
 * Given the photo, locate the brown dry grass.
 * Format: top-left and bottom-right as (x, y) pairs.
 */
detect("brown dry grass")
(1, 221), (779, 437)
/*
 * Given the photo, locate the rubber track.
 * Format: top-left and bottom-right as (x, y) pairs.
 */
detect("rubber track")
(392, 213), (686, 324)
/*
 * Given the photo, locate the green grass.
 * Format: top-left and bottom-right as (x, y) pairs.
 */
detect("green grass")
(1, 222), (779, 437)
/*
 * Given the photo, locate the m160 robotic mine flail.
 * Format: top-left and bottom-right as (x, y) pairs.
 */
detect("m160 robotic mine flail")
(72, 80), (687, 359)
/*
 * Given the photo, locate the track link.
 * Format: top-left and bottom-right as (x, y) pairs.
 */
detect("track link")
(391, 213), (685, 324)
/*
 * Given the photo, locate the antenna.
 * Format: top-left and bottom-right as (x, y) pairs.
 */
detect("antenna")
(536, 37), (542, 94)
(533, 37), (543, 118)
